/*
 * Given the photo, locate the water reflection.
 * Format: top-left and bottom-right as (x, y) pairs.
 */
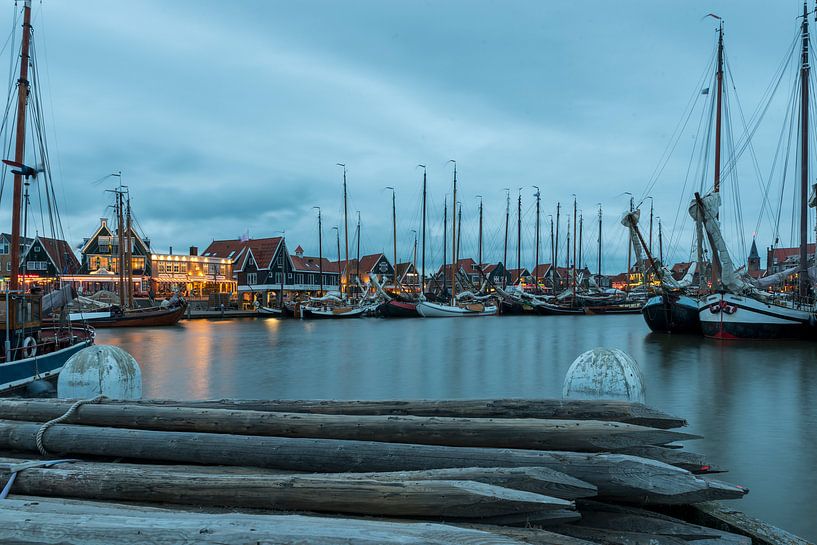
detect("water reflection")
(96, 315), (817, 541)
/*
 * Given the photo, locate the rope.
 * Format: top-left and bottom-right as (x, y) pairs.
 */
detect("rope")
(0, 458), (78, 500)
(35, 395), (105, 456)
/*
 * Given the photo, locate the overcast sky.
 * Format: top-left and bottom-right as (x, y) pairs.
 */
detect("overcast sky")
(0, 0), (813, 273)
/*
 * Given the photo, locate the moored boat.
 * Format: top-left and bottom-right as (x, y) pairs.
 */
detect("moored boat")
(379, 300), (420, 318)
(642, 293), (701, 333)
(698, 292), (814, 340)
(416, 300), (497, 317)
(301, 305), (368, 319)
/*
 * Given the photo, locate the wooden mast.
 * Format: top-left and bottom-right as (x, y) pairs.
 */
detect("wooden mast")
(516, 189), (521, 283)
(355, 212), (361, 285)
(597, 205), (602, 281)
(658, 218), (664, 266)
(419, 165), (426, 296)
(337, 164), (349, 299)
(117, 190), (125, 308)
(710, 19), (724, 288)
(126, 190), (133, 309)
(572, 196), (577, 301)
(549, 215), (555, 291)
(387, 187), (398, 291)
(533, 187), (540, 290)
(799, 2), (810, 299)
(8, 1), (32, 298)
(477, 196), (483, 269)
(449, 160), (457, 306)
(333, 227), (340, 292)
(555, 202), (560, 290)
(442, 197), (447, 296)
(578, 212), (583, 278)
(502, 189), (509, 288)
(315, 208), (323, 295)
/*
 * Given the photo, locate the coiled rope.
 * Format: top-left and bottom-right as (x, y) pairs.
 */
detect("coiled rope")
(35, 395), (106, 456)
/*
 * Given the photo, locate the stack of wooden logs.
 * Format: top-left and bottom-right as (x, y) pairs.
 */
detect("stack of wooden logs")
(0, 397), (779, 545)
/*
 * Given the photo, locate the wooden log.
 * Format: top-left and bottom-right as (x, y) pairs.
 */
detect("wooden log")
(0, 457), (596, 500)
(0, 463), (574, 517)
(76, 397), (687, 428)
(551, 525), (690, 545)
(575, 500), (751, 545)
(0, 420), (747, 504)
(455, 523), (599, 544)
(612, 446), (722, 474)
(0, 497), (526, 545)
(684, 502), (812, 545)
(0, 400), (697, 452)
(460, 509), (582, 527)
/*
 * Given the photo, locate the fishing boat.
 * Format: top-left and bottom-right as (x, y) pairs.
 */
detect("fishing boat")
(694, 7), (816, 340)
(301, 304), (369, 319)
(254, 302), (283, 316)
(642, 293), (701, 333)
(1, 1), (94, 393)
(379, 299), (420, 318)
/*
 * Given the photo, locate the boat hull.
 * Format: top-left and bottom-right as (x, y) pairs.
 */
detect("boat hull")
(1, 334), (94, 394)
(379, 300), (420, 318)
(500, 300), (536, 315)
(256, 305), (283, 316)
(534, 303), (584, 316)
(642, 294), (701, 334)
(301, 306), (367, 319)
(416, 301), (498, 317)
(698, 292), (815, 340)
(77, 304), (187, 328)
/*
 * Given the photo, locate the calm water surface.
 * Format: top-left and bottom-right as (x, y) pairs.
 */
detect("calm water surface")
(96, 315), (817, 541)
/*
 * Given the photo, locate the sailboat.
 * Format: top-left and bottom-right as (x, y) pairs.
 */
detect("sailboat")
(640, 19), (735, 334)
(0, 1), (94, 393)
(417, 161), (497, 318)
(68, 187), (187, 327)
(694, 5), (816, 340)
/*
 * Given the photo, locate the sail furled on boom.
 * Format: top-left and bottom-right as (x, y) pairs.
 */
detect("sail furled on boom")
(688, 192), (752, 293)
(621, 209), (683, 289)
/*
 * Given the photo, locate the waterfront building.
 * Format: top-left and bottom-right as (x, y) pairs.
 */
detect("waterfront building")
(394, 262), (419, 292)
(289, 245), (340, 295)
(17, 235), (80, 288)
(150, 247), (235, 298)
(766, 243), (816, 274)
(342, 253), (394, 287)
(0, 233), (32, 289)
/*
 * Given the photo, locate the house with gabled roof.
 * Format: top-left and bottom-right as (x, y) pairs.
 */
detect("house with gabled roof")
(340, 253), (394, 286)
(19, 234), (80, 278)
(289, 245), (340, 293)
(80, 217), (152, 277)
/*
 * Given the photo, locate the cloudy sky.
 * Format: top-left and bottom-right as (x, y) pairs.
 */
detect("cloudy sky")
(0, 0), (812, 273)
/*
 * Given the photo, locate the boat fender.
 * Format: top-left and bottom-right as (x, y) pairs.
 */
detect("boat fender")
(22, 336), (37, 358)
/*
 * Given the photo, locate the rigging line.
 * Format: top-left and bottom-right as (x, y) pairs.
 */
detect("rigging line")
(640, 47), (717, 201)
(2, 2), (19, 82)
(0, 46), (21, 204)
(772, 72), (801, 247)
(724, 53), (777, 236)
(720, 29), (800, 181)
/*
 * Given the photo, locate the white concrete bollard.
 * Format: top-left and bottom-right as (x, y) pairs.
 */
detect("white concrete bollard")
(562, 347), (645, 403)
(57, 345), (142, 400)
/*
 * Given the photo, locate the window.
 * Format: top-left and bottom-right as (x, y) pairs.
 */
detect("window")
(0, 242), (8, 254)
(275, 272), (282, 284)
(6, 262), (10, 271)
(247, 273), (257, 285)
(26, 261), (48, 270)
(173, 264), (180, 273)
(297, 274), (304, 284)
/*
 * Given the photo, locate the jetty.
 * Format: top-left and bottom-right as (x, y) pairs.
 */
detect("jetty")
(0, 397), (803, 545)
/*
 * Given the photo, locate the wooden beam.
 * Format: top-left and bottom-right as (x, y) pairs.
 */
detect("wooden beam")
(0, 400), (697, 452)
(0, 498), (525, 545)
(73, 398), (686, 429)
(0, 420), (746, 504)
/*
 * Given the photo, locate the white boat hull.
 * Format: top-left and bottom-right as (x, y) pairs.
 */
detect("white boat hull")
(698, 292), (815, 340)
(416, 301), (498, 318)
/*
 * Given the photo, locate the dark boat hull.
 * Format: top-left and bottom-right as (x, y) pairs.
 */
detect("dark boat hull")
(534, 302), (584, 315)
(81, 304), (187, 328)
(1, 328), (94, 393)
(379, 300), (420, 318)
(584, 304), (643, 315)
(500, 300), (537, 315)
(642, 294), (701, 334)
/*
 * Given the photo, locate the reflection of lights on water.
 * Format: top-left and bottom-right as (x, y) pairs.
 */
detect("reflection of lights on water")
(264, 318), (281, 332)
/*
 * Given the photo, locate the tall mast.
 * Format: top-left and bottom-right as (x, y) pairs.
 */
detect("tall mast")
(658, 218), (664, 266)
(8, 1), (32, 295)
(117, 190), (125, 307)
(708, 20), (725, 288)
(566, 216), (571, 271)
(799, 3), (810, 299)
(597, 205), (602, 280)
(419, 165), (426, 295)
(315, 208), (323, 295)
(356, 212), (361, 282)
(477, 196), (483, 268)
(555, 202), (560, 290)
(456, 203), (462, 265)
(333, 226), (340, 291)
(626, 196), (633, 292)
(279, 233), (285, 306)
(572, 196), (577, 301)
(516, 189), (521, 283)
(337, 164), (349, 299)
(126, 190), (133, 309)
(503, 189), (509, 288)
(578, 213), (583, 276)
(549, 215), (555, 291)
(449, 160), (457, 305)
(412, 231), (417, 290)
(533, 187), (540, 289)
(442, 197), (447, 296)
(648, 197), (654, 256)
(387, 187), (398, 291)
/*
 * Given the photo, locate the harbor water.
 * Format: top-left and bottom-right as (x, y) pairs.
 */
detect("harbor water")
(96, 315), (817, 541)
